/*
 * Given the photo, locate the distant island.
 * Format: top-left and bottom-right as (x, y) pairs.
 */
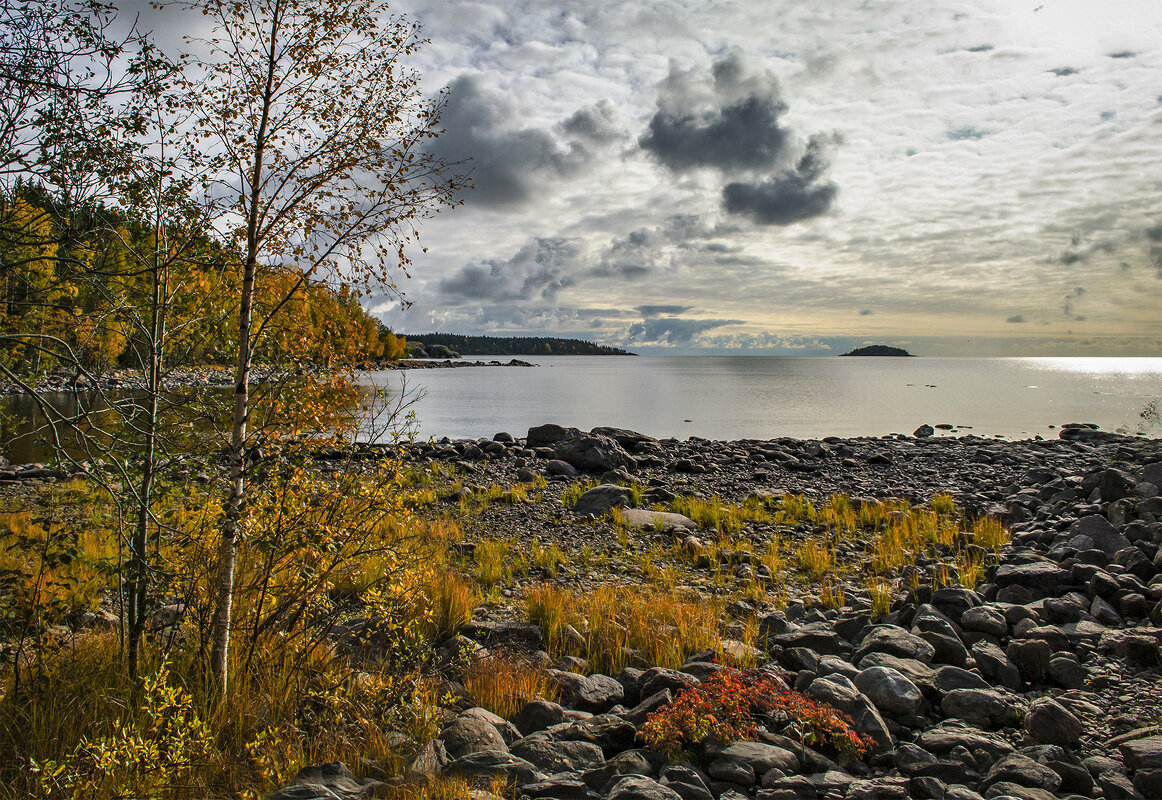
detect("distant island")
(401, 333), (634, 357)
(839, 344), (915, 357)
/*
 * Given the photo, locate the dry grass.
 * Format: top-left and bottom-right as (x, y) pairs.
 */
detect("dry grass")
(797, 538), (835, 579)
(462, 657), (559, 720)
(819, 579), (846, 610)
(972, 516), (1009, 552)
(867, 578), (893, 618)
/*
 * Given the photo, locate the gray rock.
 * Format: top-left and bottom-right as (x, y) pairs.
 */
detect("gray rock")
(960, 605), (1008, 637)
(770, 622), (850, 656)
(606, 775), (684, 800)
(713, 741), (799, 774)
(893, 743), (939, 774)
(441, 716), (508, 758)
(1023, 698), (1083, 747)
(519, 777), (599, 799)
(527, 423), (581, 447)
(509, 738), (605, 774)
(458, 707), (522, 744)
(842, 776), (909, 799)
(935, 665), (991, 692)
(624, 689), (673, 727)
(548, 670), (625, 713)
(443, 751), (544, 785)
(268, 762), (383, 800)
(546, 458), (579, 476)
(853, 666), (923, 716)
(639, 666), (699, 699)
(940, 688), (1020, 728)
(459, 620), (544, 650)
(1006, 639), (1051, 684)
(1096, 770), (1141, 800)
(993, 561), (1066, 596)
(557, 713), (637, 756)
(573, 484), (634, 516)
(620, 508), (698, 531)
(1120, 735), (1162, 771)
(405, 740), (449, 784)
(918, 719), (1015, 759)
(856, 625), (936, 663)
(706, 757), (755, 789)
(514, 698), (570, 736)
(555, 435), (635, 473)
(982, 752), (1062, 792)
(1072, 515), (1133, 558)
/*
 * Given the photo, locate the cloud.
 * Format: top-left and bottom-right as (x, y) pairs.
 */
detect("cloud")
(721, 134), (839, 225)
(1006, 315), (1026, 323)
(946, 126), (991, 141)
(625, 317), (741, 345)
(438, 237), (580, 302)
(699, 332), (831, 351)
(859, 309), (875, 316)
(637, 305), (693, 317)
(561, 100), (624, 146)
(1049, 67), (1078, 76)
(430, 75), (588, 207)
(638, 51), (791, 173)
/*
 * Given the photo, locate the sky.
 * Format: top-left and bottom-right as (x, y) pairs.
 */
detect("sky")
(152, 1), (1162, 356)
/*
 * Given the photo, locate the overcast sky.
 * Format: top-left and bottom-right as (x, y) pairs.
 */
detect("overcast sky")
(154, 0), (1162, 356)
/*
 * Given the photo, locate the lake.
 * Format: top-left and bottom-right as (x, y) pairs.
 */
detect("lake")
(367, 356), (1162, 442)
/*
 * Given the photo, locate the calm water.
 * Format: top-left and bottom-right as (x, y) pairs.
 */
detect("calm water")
(369, 356), (1162, 442)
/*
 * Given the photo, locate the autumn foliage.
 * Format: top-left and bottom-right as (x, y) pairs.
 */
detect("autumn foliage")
(640, 668), (874, 759)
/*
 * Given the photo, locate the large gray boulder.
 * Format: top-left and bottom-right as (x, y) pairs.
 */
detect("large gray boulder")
(573, 484), (635, 516)
(854, 666), (923, 716)
(1023, 698), (1083, 747)
(441, 715), (509, 758)
(1070, 515), (1132, 558)
(527, 423), (582, 447)
(555, 435), (636, 473)
(443, 751), (545, 785)
(510, 737), (606, 774)
(606, 775), (684, 800)
(855, 625), (936, 663)
(940, 688), (1020, 728)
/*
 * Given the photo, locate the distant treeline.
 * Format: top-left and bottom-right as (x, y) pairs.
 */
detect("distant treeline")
(402, 333), (633, 356)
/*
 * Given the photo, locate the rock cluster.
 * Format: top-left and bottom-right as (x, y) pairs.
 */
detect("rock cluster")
(266, 425), (1162, 800)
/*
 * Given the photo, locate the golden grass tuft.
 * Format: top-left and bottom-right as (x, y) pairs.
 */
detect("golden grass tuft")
(797, 538), (834, 579)
(867, 578), (893, 618)
(462, 657), (559, 720)
(971, 516), (1009, 552)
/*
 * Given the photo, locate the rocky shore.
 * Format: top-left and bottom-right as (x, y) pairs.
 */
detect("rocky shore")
(262, 423), (1162, 800)
(0, 359), (534, 396)
(4, 421), (1161, 800)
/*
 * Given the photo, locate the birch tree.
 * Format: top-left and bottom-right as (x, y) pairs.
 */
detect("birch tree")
(183, 0), (465, 697)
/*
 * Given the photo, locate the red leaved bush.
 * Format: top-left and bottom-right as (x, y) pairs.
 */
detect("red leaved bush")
(639, 668), (874, 759)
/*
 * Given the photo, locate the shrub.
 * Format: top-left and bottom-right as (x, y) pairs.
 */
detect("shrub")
(640, 668), (873, 760)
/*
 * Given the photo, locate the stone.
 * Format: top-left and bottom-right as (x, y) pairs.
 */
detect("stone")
(620, 508), (697, 531)
(606, 775), (684, 800)
(527, 423), (581, 447)
(993, 562), (1066, 596)
(914, 424), (935, 438)
(268, 762), (383, 800)
(513, 698), (570, 736)
(405, 740), (449, 784)
(960, 605), (1008, 637)
(458, 707), (522, 744)
(1120, 735), (1162, 771)
(1097, 770), (1141, 800)
(856, 625), (936, 663)
(940, 689), (1019, 728)
(555, 435), (635, 473)
(893, 743), (939, 774)
(1072, 515), (1133, 559)
(918, 720), (1015, 759)
(982, 752), (1062, 792)
(853, 666), (923, 716)
(510, 738), (606, 774)
(546, 458), (579, 476)
(573, 484), (635, 516)
(519, 777), (599, 799)
(1023, 698), (1083, 746)
(712, 741), (799, 774)
(557, 714), (638, 756)
(639, 666), (699, 699)
(970, 641), (1021, 690)
(935, 665), (991, 692)
(459, 620), (543, 650)
(706, 757), (755, 789)
(444, 751), (544, 786)
(624, 689), (673, 727)
(1006, 639), (1052, 684)
(441, 716), (508, 758)
(548, 670), (625, 713)
(1047, 653), (1086, 689)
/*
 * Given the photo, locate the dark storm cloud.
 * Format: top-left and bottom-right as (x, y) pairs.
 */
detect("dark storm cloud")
(1050, 67), (1079, 76)
(966, 44), (994, 53)
(1006, 315), (1026, 323)
(431, 75), (588, 207)
(721, 135), (838, 225)
(625, 317), (741, 345)
(438, 237), (579, 302)
(637, 305), (693, 317)
(638, 52), (791, 173)
(561, 100), (623, 146)
(1109, 51), (1136, 59)
(859, 309), (875, 316)
(589, 215), (733, 277)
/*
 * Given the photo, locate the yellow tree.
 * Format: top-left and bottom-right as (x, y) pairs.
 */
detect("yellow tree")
(183, 0), (466, 697)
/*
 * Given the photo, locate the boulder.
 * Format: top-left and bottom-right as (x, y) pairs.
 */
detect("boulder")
(555, 435), (635, 473)
(853, 666), (923, 716)
(268, 762), (383, 800)
(443, 751), (544, 785)
(940, 688), (1019, 728)
(711, 741), (799, 774)
(509, 738), (606, 774)
(1071, 515), (1133, 559)
(620, 508), (697, 531)
(527, 424), (581, 447)
(573, 484), (635, 516)
(441, 716), (508, 759)
(856, 625), (936, 663)
(1023, 698), (1083, 747)
(606, 775), (684, 800)
(513, 698), (571, 736)
(1120, 735), (1162, 771)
